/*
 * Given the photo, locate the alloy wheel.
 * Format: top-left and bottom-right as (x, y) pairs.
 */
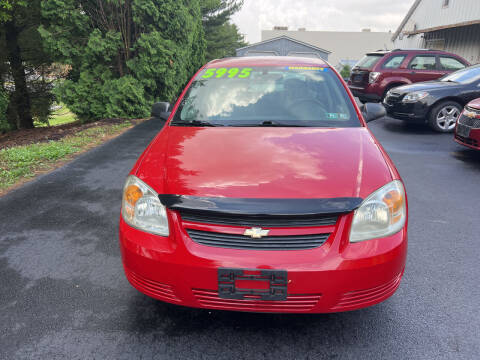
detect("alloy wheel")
(436, 106), (460, 131)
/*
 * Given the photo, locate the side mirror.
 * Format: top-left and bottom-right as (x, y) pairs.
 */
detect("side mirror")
(362, 102), (386, 123)
(151, 102), (171, 121)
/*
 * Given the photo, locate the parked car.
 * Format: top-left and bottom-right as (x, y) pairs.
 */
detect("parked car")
(348, 49), (469, 104)
(455, 98), (480, 150)
(119, 56), (408, 313)
(383, 64), (480, 132)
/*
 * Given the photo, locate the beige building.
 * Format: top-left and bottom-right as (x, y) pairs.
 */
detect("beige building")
(262, 29), (393, 68)
(392, 0), (480, 64)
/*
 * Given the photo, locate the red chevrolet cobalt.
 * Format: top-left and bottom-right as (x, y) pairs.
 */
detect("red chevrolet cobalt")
(455, 98), (480, 150)
(119, 57), (408, 313)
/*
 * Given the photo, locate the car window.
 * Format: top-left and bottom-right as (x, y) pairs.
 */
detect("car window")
(441, 65), (480, 84)
(409, 56), (437, 70)
(439, 57), (466, 71)
(171, 66), (360, 128)
(382, 55), (406, 69)
(355, 55), (384, 69)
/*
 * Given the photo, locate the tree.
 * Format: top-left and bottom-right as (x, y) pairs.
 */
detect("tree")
(202, 0), (246, 61)
(340, 64), (351, 79)
(0, 87), (7, 132)
(0, 0), (53, 130)
(0, 0), (24, 22)
(40, 0), (205, 122)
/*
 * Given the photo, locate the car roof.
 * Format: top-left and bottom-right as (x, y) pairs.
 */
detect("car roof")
(367, 49), (461, 56)
(206, 56), (329, 68)
(366, 51), (390, 56)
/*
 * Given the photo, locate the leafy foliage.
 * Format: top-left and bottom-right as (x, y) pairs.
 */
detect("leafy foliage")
(0, 0), (26, 22)
(340, 64), (352, 79)
(202, 0), (246, 61)
(0, 87), (9, 132)
(40, 0), (206, 122)
(0, 0), (53, 130)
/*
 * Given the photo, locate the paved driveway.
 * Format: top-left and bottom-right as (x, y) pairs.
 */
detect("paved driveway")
(1, 118), (479, 359)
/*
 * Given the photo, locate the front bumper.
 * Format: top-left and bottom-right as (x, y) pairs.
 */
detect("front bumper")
(383, 99), (430, 122)
(119, 212), (407, 313)
(454, 127), (480, 150)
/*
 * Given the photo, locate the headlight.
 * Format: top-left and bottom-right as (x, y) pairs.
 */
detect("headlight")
(402, 91), (429, 103)
(369, 72), (381, 84)
(121, 175), (169, 236)
(349, 180), (406, 243)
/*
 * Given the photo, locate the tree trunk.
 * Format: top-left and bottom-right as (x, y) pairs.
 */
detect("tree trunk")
(5, 20), (34, 129)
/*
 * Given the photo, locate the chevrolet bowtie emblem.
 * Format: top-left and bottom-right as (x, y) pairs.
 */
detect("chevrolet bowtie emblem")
(465, 110), (476, 118)
(244, 227), (270, 238)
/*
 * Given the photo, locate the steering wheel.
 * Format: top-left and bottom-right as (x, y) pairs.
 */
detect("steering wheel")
(287, 98), (328, 120)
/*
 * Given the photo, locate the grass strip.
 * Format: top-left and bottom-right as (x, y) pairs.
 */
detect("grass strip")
(34, 103), (78, 127)
(0, 120), (133, 191)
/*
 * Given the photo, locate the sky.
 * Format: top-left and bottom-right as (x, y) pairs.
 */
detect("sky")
(231, 0), (416, 43)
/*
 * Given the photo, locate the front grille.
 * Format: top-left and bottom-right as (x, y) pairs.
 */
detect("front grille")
(187, 229), (330, 250)
(192, 289), (321, 312)
(458, 112), (480, 128)
(455, 134), (479, 147)
(384, 92), (403, 105)
(179, 210), (338, 227)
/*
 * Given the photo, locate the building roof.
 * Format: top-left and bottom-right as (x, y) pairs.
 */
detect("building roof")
(261, 30), (392, 67)
(392, 0), (422, 42)
(392, 0), (480, 41)
(236, 35), (331, 54)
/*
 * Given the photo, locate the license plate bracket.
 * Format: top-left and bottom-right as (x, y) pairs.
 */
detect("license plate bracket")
(457, 123), (471, 138)
(218, 268), (288, 301)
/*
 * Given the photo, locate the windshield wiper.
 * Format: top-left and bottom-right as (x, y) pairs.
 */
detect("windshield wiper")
(239, 120), (306, 127)
(171, 120), (224, 127)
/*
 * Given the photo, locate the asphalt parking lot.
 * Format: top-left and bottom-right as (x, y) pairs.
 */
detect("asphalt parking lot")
(1, 117), (479, 359)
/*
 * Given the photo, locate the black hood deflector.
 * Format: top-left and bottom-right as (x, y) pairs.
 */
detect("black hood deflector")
(159, 195), (363, 216)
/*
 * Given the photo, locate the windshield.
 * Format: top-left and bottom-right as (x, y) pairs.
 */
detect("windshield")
(354, 54), (384, 69)
(441, 65), (480, 84)
(171, 66), (360, 127)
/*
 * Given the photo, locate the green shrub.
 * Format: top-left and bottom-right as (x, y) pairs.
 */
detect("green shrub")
(340, 64), (352, 79)
(40, 0), (205, 123)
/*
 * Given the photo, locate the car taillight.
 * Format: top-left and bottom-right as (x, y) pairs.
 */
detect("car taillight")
(369, 72), (381, 84)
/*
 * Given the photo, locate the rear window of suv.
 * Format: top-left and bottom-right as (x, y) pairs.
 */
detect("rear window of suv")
(439, 57), (466, 71)
(355, 54), (384, 69)
(382, 55), (407, 69)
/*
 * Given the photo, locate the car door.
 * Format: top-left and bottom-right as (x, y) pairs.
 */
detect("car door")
(406, 54), (445, 83)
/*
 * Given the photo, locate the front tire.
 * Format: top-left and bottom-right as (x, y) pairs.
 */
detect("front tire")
(428, 101), (462, 133)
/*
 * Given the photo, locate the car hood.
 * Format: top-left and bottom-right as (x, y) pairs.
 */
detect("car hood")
(467, 98), (480, 109)
(394, 80), (462, 94)
(137, 126), (393, 200)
